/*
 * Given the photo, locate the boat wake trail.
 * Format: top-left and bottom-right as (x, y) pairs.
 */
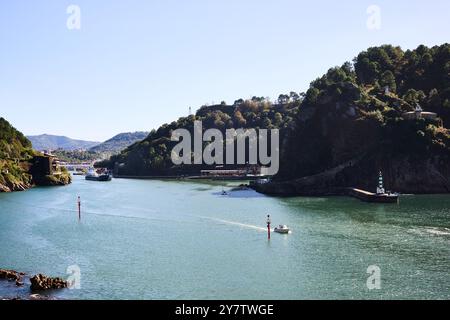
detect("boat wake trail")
(408, 226), (450, 237)
(198, 216), (267, 232)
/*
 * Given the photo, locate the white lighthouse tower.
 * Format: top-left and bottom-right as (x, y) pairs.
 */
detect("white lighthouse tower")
(376, 171), (386, 195)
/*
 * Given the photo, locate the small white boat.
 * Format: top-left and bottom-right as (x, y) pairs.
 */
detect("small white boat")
(85, 169), (112, 182)
(274, 225), (290, 234)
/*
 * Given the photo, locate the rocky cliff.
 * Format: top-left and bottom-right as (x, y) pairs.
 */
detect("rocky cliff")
(0, 117), (71, 192)
(260, 44), (450, 195)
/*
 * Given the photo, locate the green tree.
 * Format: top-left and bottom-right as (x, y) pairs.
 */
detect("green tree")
(278, 94), (290, 104)
(290, 92), (300, 102)
(380, 70), (397, 93)
(305, 88), (320, 105)
(233, 111), (247, 126)
(274, 112), (283, 126)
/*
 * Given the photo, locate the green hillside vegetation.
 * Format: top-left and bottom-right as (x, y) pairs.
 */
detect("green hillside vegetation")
(52, 149), (101, 164)
(279, 44), (450, 175)
(0, 117), (34, 191)
(97, 98), (299, 175)
(270, 44), (450, 194)
(0, 118), (71, 192)
(100, 44), (450, 193)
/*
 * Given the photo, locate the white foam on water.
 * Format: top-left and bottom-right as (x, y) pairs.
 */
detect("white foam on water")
(408, 226), (450, 237)
(423, 227), (450, 236)
(197, 216), (267, 232)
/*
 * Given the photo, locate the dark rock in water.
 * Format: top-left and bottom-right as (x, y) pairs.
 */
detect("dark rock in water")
(0, 269), (20, 281)
(30, 274), (68, 291)
(0, 269), (27, 288)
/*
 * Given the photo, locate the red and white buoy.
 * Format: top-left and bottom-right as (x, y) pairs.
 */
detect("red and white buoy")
(77, 196), (81, 221)
(266, 214), (271, 240)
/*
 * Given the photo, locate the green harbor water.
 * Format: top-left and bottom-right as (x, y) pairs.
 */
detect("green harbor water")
(0, 176), (449, 299)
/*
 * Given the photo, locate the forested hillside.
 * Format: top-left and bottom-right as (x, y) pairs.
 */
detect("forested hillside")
(268, 44), (450, 194)
(98, 99), (298, 175)
(100, 44), (450, 193)
(0, 117), (34, 191)
(0, 118), (71, 192)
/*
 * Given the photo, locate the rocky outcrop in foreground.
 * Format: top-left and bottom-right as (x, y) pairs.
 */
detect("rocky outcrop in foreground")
(0, 269), (25, 286)
(0, 269), (20, 281)
(0, 173), (33, 193)
(0, 182), (30, 193)
(30, 274), (68, 291)
(1, 268), (68, 295)
(0, 170), (72, 193)
(32, 173), (72, 187)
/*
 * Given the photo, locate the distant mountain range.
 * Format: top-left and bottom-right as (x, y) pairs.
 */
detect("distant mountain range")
(27, 132), (149, 154)
(27, 134), (100, 151)
(89, 132), (149, 154)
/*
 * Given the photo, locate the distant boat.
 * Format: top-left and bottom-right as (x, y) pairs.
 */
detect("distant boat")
(374, 171), (399, 203)
(347, 171), (399, 203)
(274, 225), (290, 234)
(85, 169), (112, 182)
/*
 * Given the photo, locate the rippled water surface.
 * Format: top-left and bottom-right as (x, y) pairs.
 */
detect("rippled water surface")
(0, 176), (449, 299)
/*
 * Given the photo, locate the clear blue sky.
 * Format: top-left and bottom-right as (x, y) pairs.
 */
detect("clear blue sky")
(1, 0), (449, 141)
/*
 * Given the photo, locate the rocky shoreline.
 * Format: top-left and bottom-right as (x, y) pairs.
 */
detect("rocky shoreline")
(0, 172), (72, 193)
(251, 154), (450, 197)
(0, 268), (68, 300)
